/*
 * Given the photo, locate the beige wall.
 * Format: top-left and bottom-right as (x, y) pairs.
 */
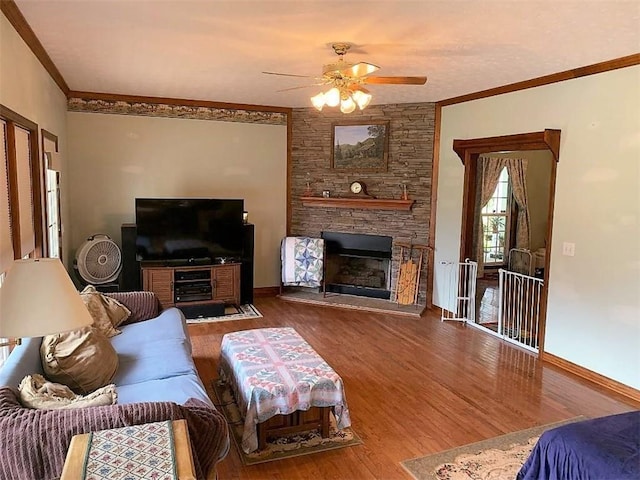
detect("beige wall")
(66, 112), (287, 288)
(0, 12), (69, 263)
(524, 150), (553, 251)
(435, 66), (640, 389)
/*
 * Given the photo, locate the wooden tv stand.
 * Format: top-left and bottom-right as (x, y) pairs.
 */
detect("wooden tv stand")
(141, 263), (240, 311)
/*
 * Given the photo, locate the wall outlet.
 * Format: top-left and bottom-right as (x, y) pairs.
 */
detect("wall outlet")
(562, 242), (575, 257)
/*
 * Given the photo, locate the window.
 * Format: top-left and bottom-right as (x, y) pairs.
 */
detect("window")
(1, 106), (45, 367)
(46, 168), (61, 259)
(481, 167), (511, 265)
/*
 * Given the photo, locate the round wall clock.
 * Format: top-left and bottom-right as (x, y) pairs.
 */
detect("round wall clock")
(350, 181), (365, 194)
(348, 181), (373, 197)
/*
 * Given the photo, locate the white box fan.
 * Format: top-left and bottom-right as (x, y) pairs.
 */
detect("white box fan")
(75, 234), (123, 285)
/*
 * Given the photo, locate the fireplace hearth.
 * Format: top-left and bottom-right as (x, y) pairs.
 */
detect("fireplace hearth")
(322, 232), (393, 300)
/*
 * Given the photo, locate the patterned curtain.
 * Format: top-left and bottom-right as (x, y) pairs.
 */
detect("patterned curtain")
(506, 159), (530, 249)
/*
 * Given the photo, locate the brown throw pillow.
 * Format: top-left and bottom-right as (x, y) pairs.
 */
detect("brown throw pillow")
(40, 326), (119, 395)
(104, 291), (160, 325)
(80, 285), (131, 337)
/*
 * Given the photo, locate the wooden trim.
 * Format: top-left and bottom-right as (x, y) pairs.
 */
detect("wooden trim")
(40, 129), (59, 257)
(454, 130), (561, 353)
(459, 153), (479, 260)
(300, 196), (415, 211)
(438, 53), (640, 106)
(286, 112), (293, 235)
(0, 105), (38, 131)
(425, 104), (442, 309)
(453, 129), (561, 164)
(542, 351), (640, 404)
(67, 90), (292, 114)
(41, 129), (59, 151)
(536, 158), (558, 355)
(1, 104), (44, 258)
(254, 286), (279, 297)
(0, 0), (69, 95)
(5, 121), (20, 258)
(28, 126), (44, 257)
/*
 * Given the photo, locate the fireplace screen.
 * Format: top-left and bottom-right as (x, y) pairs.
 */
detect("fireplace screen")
(321, 231), (393, 300)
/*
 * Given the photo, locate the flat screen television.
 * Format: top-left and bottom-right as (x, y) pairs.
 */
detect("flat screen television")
(135, 198), (244, 263)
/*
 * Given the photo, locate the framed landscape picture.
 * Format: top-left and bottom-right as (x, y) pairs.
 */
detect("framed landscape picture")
(331, 121), (389, 171)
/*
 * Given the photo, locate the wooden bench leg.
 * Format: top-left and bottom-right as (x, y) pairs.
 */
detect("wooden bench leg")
(257, 422), (267, 451)
(320, 407), (331, 438)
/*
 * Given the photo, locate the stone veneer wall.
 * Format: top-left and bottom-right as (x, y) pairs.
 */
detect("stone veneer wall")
(290, 102), (436, 304)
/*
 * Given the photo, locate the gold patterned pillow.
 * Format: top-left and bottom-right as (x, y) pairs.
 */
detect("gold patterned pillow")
(80, 285), (131, 337)
(40, 326), (118, 394)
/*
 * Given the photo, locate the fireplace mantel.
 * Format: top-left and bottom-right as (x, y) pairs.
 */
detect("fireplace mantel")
(300, 196), (415, 211)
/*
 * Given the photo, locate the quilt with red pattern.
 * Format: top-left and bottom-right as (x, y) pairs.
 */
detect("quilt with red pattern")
(219, 327), (351, 453)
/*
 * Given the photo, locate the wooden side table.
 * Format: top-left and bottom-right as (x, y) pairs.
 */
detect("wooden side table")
(61, 419), (196, 480)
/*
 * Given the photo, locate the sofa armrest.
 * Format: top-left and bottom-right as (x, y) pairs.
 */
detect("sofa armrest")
(103, 291), (160, 325)
(0, 387), (229, 480)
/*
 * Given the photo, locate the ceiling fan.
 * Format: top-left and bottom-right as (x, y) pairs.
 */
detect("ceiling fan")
(263, 43), (427, 113)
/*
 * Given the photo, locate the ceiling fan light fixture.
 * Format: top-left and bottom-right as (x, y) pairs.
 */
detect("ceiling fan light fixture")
(340, 95), (356, 114)
(311, 92), (325, 111)
(324, 87), (341, 107)
(352, 88), (372, 110)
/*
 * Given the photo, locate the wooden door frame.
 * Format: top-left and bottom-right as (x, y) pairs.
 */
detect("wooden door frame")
(452, 129), (560, 354)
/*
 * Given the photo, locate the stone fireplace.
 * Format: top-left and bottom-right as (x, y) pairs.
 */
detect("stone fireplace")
(289, 103), (436, 307)
(322, 232), (393, 299)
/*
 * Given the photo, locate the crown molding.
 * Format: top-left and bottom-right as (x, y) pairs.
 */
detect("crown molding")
(438, 53), (640, 107)
(1, 0), (69, 95)
(67, 90), (291, 114)
(67, 92), (289, 125)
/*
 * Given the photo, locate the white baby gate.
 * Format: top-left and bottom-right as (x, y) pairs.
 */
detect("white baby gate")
(498, 269), (543, 352)
(440, 260), (543, 352)
(440, 259), (478, 323)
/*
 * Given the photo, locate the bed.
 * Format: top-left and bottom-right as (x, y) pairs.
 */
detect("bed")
(218, 327), (351, 453)
(517, 410), (640, 480)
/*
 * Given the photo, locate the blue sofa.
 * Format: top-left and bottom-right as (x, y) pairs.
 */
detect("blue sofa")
(0, 301), (229, 479)
(0, 307), (214, 406)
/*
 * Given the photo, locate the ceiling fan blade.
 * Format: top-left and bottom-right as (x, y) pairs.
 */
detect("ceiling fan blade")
(339, 62), (380, 77)
(364, 76), (428, 85)
(276, 84), (322, 92)
(262, 71), (312, 78)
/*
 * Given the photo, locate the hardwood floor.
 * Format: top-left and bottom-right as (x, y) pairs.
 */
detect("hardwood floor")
(188, 296), (638, 480)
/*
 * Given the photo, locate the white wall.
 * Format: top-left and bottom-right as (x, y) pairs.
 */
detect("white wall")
(0, 12), (69, 263)
(66, 112), (287, 288)
(435, 66), (640, 389)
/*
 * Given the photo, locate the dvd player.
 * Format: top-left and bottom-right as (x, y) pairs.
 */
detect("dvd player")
(175, 270), (211, 281)
(175, 292), (213, 303)
(175, 282), (211, 295)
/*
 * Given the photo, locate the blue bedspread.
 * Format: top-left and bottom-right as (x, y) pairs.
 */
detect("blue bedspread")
(517, 411), (640, 480)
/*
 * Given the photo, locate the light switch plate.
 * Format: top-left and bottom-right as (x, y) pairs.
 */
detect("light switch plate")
(562, 242), (575, 256)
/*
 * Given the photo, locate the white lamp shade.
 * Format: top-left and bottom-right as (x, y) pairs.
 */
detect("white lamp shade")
(0, 258), (93, 338)
(352, 89), (372, 110)
(340, 96), (356, 114)
(310, 92), (325, 111)
(324, 88), (341, 107)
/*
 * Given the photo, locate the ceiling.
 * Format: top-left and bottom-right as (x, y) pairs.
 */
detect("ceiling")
(14, 1), (640, 109)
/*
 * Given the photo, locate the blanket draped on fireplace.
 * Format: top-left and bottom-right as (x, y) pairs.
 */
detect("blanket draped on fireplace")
(280, 237), (324, 287)
(0, 386), (228, 480)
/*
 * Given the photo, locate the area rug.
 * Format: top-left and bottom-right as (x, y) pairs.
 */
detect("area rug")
(185, 304), (262, 324)
(401, 417), (584, 480)
(210, 380), (363, 465)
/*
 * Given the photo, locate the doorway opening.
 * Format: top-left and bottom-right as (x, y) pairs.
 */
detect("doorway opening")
(452, 130), (560, 353)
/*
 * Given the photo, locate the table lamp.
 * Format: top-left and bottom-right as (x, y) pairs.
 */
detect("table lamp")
(0, 258), (93, 347)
